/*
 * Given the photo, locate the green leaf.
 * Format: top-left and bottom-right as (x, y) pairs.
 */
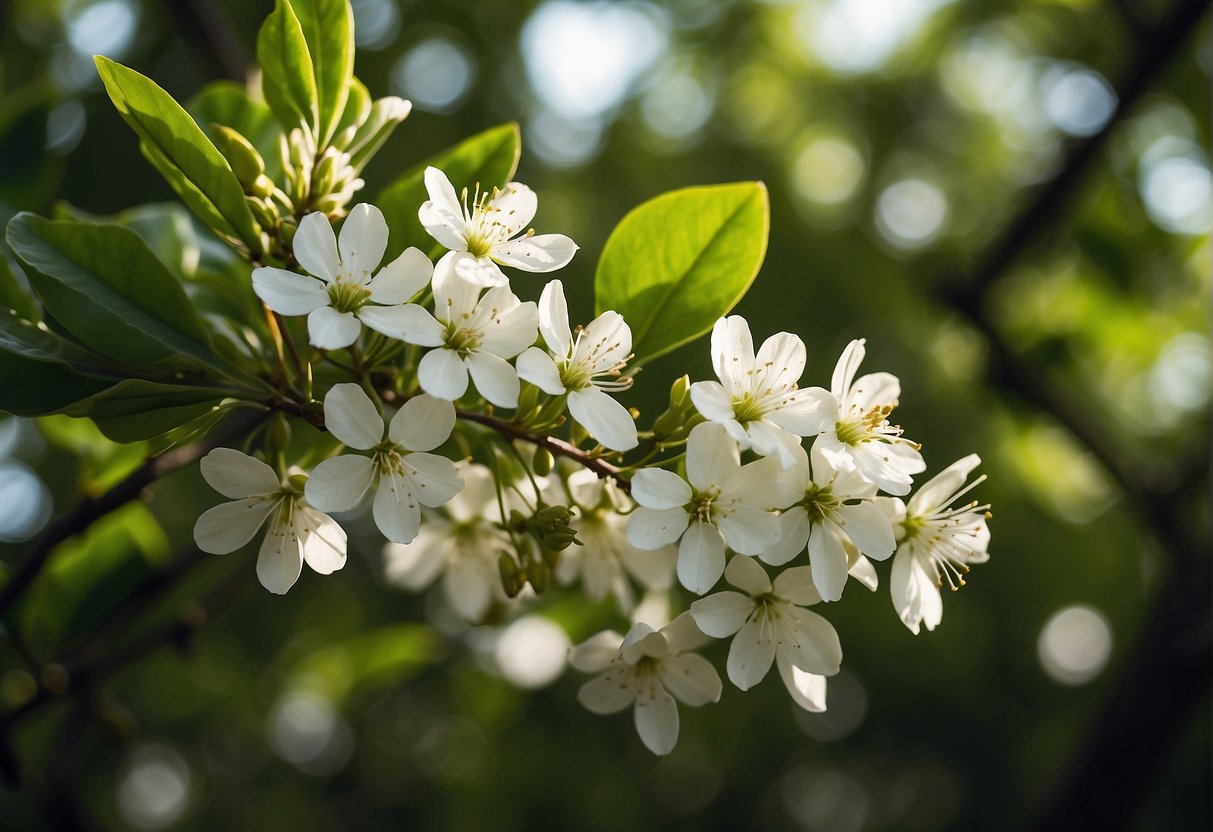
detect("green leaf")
(376, 123), (520, 260)
(289, 0), (355, 146)
(0, 251), (38, 321)
(6, 213), (221, 373)
(291, 625), (440, 704)
(595, 182), (769, 365)
(94, 57), (262, 252)
(68, 380), (228, 443)
(190, 81), (282, 180)
(336, 77), (371, 135)
(0, 306), (102, 367)
(54, 201), (201, 281)
(0, 349), (111, 416)
(257, 0), (319, 136)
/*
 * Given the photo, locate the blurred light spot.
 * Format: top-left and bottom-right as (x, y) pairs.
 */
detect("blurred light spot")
(494, 615), (569, 689)
(1038, 604), (1113, 685)
(1042, 64), (1116, 137)
(640, 67), (714, 142)
(116, 743), (191, 830)
(793, 670), (866, 741)
(268, 691), (354, 775)
(391, 35), (475, 113)
(50, 44), (101, 93)
(46, 100), (87, 155)
(782, 766), (870, 832)
(792, 136), (865, 206)
(0, 418), (22, 458)
(522, 1), (668, 119)
(1150, 332), (1211, 412)
(64, 0), (138, 58)
(0, 463), (52, 543)
(940, 34), (1037, 127)
(351, 0), (400, 50)
(526, 109), (604, 168)
(798, 0), (951, 75)
(875, 178), (948, 249)
(414, 716), (489, 783)
(1138, 138), (1213, 235)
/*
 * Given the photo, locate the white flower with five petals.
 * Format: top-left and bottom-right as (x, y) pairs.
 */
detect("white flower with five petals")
(369, 259), (538, 408)
(690, 556), (842, 696)
(252, 203), (433, 350)
(419, 166), (578, 287)
(690, 317), (833, 467)
(516, 280), (638, 451)
(570, 612), (721, 756)
(304, 384), (464, 544)
(814, 338), (925, 496)
(627, 422), (798, 595)
(193, 448), (347, 595)
(883, 454), (991, 634)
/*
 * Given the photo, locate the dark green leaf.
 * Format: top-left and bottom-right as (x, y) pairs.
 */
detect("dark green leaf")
(54, 201), (201, 281)
(257, 0), (319, 136)
(376, 123), (520, 260)
(0, 306), (101, 367)
(0, 349), (111, 416)
(595, 182), (769, 364)
(94, 57), (261, 252)
(70, 380), (228, 443)
(0, 251), (38, 320)
(289, 0), (355, 146)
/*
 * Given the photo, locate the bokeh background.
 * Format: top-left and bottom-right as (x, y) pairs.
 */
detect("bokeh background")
(0, 0), (1209, 829)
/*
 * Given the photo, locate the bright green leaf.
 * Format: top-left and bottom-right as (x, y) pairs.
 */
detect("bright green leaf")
(289, 0), (355, 146)
(595, 182), (769, 365)
(190, 81), (282, 180)
(94, 57), (262, 252)
(336, 77), (371, 135)
(376, 123), (520, 260)
(257, 0), (319, 136)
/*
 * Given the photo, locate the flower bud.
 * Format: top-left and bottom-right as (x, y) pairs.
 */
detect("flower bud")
(531, 447), (554, 477)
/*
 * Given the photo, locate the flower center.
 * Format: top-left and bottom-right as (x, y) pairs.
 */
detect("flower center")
(444, 322), (482, 356)
(691, 488), (720, 524)
(799, 484), (842, 524)
(461, 184), (508, 257)
(559, 361), (593, 391)
(327, 280), (372, 314)
(835, 403), (899, 446)
(732, 393), (766, 424)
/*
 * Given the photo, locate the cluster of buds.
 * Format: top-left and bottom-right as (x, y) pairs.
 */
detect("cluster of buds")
(498, 503), (581, 596)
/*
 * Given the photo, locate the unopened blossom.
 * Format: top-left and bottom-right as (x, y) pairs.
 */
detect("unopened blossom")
(765, 445), (896, 602)
(419, 166), (578, 287)
(368, 258), (538, 408)
(516, 280), (638, 451)
(252, 203), (433, 349)
(627, 422), (797, 595)
(690, 555), (842, 693)
(552, 469), (677, 614)
(570, 612), (721, 755)
(884, 454), (991, 635)
(305, 384), (464, 544)
(193, 448), (346, 595)
(690, 316), (833, 467)
(814, 338), (925, 496)
(383, 463), (513, 621)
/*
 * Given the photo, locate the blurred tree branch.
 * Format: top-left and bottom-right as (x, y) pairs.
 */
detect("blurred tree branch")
(936, 0), (1210, 827)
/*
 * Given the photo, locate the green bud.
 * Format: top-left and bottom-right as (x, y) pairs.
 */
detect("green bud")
(652, 373), (698, 441)
(287, 472), (308, 492)
(213, 124), (266, 187)
(525, 557), (549, 594)
(498, 551), (523, 598)
(532, 446), (554, 477)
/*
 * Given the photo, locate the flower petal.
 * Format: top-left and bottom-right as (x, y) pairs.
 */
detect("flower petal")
(685, 422), (739, 491)
(307, 305), (361, 350)
(367, 246), (433, 304)
(568, 630), (625, 673)
(491, 234), (578, 272)
(766, 386), (835, 436)
(658, 653), (722, 707)
(808, 524), (850, 602)
(727, 616), (776, 690)
(575, 310), (632, 374)
(321, 383), (384, 449)
(724, 554), (773, 595)
(772, 565), (823, 606)
(755, 331), (807, 392)
(304, 454), (376, 512)
(716, 504), (780, 557)
(199, 447), (280, 499)
(256, 517), (304, 594)
(568, 388), (638, 452)
(777, 653), (827, 712)
(538, 280), (572, 357)
(466, 350), (521, 408)
(849, 371), (900, 411)
(578, 667), (638, 715)
(419, 167), (469, 251)
(628, 507), (690, 550)
(490, 181), (538, 237)
(403, 452), (465, 508)
(389, 394), (456, 451)
(338, 203), (388, 282)
(445, 554), (495, 620)
(633, 678), (679, 755)
(630, 469), (692, 510)
(689, 590), (752, 638)
(293, 211), (340, 282)
(515, 346), (565, 395)
(659, 611), (713, 653)
(677, 520), (726, 595)
(764, 506), (809, 567)
(417, 348), (469, 401)
(710, 316), (755, 395)
(372, 476), (422, 544)
(453, 253), (507, 287)
(383, 529), (447, 590)
(193, 498), (277, 554)
(297, 505), (347, 575)
(836, 502), (896, 560)
(357, 303), (445, 346)
(907, 453), (983, 516)
(830, 338), (866, 402)
(478, 298), (539, 359)
(777, 606), (842, 676)
(252, 268), (329, 316)
(689, 380), (736, 424)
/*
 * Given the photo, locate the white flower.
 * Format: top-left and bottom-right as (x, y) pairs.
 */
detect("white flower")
(419, 166), (578, 287)
(814, 338), (925, 496)
(885, 454), (991, 635)
(193, 448), (346, 595)
(626, 422), (798, 595)
(516, 280), (638, 451)
(383, 463), (512, 621)
(690, 316), (833, 467)
(252, 203), (433, 350)
(371, 258), (538, 408)
(764, 444), (896, 602)
(304, 384), (465, 544)
(690, 556), (842, 695)
(552, 469), (677, 614)
(570, 612), (721, 756)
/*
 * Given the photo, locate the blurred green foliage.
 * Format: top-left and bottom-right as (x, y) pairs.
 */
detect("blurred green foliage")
(0, 0), (1208, 830)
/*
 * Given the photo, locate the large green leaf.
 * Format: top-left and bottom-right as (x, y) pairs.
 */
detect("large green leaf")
(376, 123), (521, 260)
(0, 350), (112, 416)
(69, 380), (228, 443)
(257, 0), (319, 136)
(190, 81), (282, 180)
(0, 252), (38, 321)
(54, 201), (201, 281)
(94, 57), (261, 252)
(0, 306), (101, 367)
(289, 0), (355, 146)
(6, 213), (221, 373)
(595, 182), (769, 365)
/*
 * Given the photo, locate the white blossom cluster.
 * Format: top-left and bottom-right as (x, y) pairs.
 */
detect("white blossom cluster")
(192, 167), (991, 756)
